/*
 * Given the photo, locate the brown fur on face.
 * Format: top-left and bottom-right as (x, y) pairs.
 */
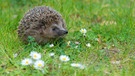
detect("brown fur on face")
(18, 6), (68, 44)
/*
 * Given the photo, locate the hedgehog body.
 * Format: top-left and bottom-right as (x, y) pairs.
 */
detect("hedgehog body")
(18, 6), (68, 44)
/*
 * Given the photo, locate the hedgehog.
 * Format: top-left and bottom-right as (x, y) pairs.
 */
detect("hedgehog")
(18, 6), (68, 44)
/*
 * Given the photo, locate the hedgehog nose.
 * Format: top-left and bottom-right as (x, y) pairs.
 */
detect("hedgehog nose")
(64, 30), (68, 34)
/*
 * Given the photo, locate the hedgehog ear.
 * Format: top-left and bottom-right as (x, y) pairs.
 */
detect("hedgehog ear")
(38, 23), (46, 28)
(38, 22), (46, 35)
(39, 20), (46, 28)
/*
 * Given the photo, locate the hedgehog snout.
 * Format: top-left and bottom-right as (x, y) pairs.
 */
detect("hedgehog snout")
(57, 30), (68, 36)
(63, 30), (68, 34)
(60, 29), (68, 35)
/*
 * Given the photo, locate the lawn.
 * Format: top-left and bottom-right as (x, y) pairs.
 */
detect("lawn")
(0, 0), (135, 76)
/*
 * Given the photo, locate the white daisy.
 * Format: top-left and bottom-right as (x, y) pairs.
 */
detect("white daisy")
(34, 60), (45, 70)
(80, 28), (87, 34)
(58, 64), (61, 68)
(21, 58), (33, 65)
(75, 45), (78, 49)
(110, 60), (120, 64)
(30, 51), (41, 60)
(49, 52), (55, 57)
(71, 63), (85, 69)
(59, 55), (70, 62)
(95, 38), (99, 41)
(71, 63), (82, 67)
(79, 64), (85, 69)
(75, 41), (80, 45)
(49, 44), (54, 47)
(13, 53), (18, 58)
(67, 41), (71, 46)
(86, 43), (91, 47)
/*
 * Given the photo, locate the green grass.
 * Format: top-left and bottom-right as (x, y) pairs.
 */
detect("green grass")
(0, 0), (135, 76)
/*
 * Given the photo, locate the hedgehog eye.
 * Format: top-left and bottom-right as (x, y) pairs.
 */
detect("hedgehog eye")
(52, 27), (58, 31)
(52, 27), (56, 31)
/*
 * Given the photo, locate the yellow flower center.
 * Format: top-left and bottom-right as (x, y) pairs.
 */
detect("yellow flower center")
(75, 64), (79, 66)
(67, 41), (70, 45)
(82, 30), (84, 32)
(26, 61), (29, 64)
(62, 57), (67, 61)
(34, 54), (37, 58)
(38, 63), (42, 67)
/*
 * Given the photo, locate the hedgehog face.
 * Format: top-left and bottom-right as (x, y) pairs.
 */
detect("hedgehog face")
(42, 22), (68, 38)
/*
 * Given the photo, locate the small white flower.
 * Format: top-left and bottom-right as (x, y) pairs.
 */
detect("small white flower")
(21, 58), (32, 65)
(80, 28), (87, 34)
(67, 41), (71, 46)
(95, 38), (99, 41)
(59, 55), (70, 62)
(34, 60), (45, 70)
(75, 41), (80, 45)
(79, 65), (85, 69)
(13, 53), (18, 58)
(71, 63), (85, 69)
(58, 64), (61, 68)
(30, 51), (41, 60)
(110, 60), (120, 64)
(6, 71), (10, 74)
(41, 69), (45, 74)
(49, 52), (55, 57)
(86, 43), (91, 47)
(71, 63), (81, 67)
(75, 46), (78, 49)
(49, 44), (54, 47)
